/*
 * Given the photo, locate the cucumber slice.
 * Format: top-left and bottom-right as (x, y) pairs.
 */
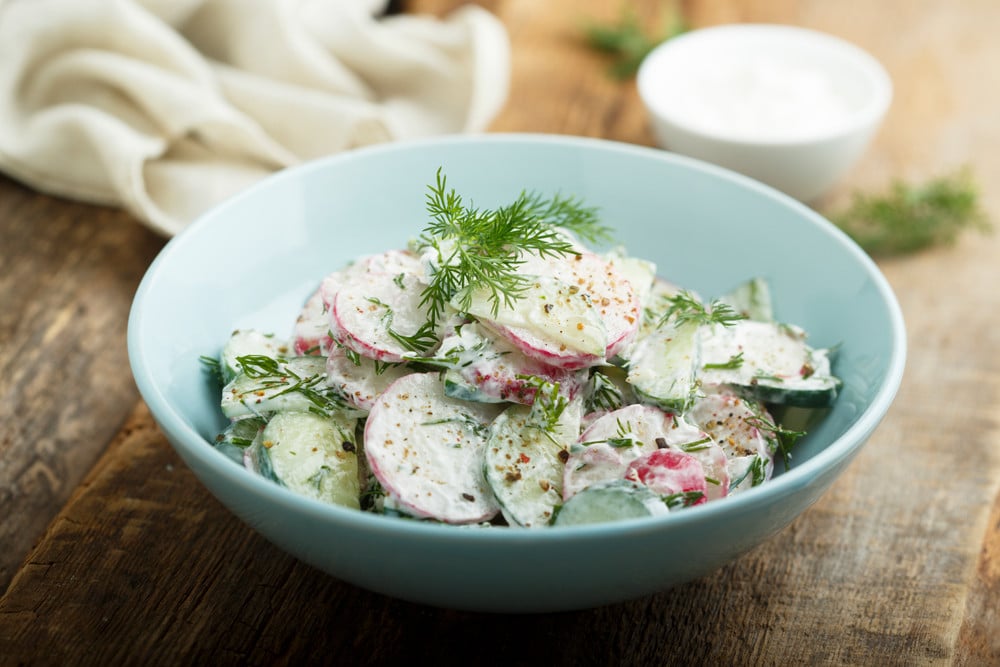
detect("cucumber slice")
(220, 330), (291, 383)
(699, 320), (841, 407)
(221, 355), (359, 420)
(720, 277), (773, 322)
(213, 416), (265, 464)
(552, 480), (669, 526)
(247, 411), (361, 509)
(626, 320), (700, 412)
(484, 399), (582, 527)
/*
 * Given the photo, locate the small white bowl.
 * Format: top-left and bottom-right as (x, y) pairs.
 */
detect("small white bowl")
(637, 24), (892, 201)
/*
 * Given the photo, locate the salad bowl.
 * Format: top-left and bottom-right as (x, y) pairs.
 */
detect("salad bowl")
(128, 134), (905, 612)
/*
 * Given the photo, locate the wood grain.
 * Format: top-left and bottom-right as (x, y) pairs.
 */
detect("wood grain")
(1, 0), (999, 664)
(0, 177), (164, 590)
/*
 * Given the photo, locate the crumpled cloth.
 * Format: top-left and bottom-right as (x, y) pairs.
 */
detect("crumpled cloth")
(0, 0), (510, 235)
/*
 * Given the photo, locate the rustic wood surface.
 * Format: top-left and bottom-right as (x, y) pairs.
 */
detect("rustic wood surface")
(1, 0), (998, 664)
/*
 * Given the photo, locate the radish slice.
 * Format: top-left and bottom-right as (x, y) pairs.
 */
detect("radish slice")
(624, 449), (708, 505)
(563, 404), (670, 499)
(333, 271), (439, 363)
(292, 287), (334, 356)
(688, 390), (775, 494)
(468, 251), (640, 369)
(325, 344), (409, 412)
(437, 323), (587, 405)
(363, 373), (501, 524)
(563, 404), (716, 500)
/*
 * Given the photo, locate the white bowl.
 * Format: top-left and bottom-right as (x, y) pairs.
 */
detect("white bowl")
(637, 24), (892, 201)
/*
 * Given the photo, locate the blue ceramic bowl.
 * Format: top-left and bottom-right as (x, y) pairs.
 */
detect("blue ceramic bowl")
(128, 135), (905, 612)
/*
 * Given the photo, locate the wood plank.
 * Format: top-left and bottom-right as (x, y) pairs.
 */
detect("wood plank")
(2, 0), (999, 663)
(0, 176), (165, 590)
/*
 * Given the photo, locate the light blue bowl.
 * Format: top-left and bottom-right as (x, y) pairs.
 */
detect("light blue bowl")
(128, 134), (905, 613)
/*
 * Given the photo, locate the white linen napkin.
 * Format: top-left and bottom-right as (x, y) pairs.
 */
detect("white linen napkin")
(0, 0), (510, 235)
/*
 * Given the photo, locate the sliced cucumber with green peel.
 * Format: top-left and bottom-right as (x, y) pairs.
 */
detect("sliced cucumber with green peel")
(247, 411), (361, 509)
(552, 480), (669, 526)
(221, 355), (359, 419)
(626, 319), (700, 412)
(220, 330), (291, 383)
(484, 399), (582, 527)
(213, 416), (265, 464)
(720, 277), (773, 322)
(699, 320), (840, 408)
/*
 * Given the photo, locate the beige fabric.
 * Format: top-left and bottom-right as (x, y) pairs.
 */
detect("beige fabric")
(0, 0), (510, 235)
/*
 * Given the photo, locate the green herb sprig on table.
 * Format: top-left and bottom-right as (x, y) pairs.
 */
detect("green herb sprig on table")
(417, 169), (612, 328)
(584, 3), (686, 79)
(832, 168), (991, 256)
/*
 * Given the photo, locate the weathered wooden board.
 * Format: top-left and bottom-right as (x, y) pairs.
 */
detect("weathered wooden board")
(1, 0), (997, 664)
(0, 177), (164, 588)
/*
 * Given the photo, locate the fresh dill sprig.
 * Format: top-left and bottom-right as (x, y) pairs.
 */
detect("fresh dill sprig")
(659, 290), (745, 328)
(418, 169), (612, 327)
(200, 354), (225, 385)
(584, 3), (686, 79)
(831, 168), (991, 256)
(234, 354), (350, 415)
(519, 374), (570, 439)
(662, 490), (704, 510)
(585, 370), (625, 413)
(703, 352), (745, 371)
(518, 191), (611, 246)
(745, 408), (807, 471)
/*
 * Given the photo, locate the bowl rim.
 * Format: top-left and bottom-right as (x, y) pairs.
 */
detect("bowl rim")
(128, 132), (907, 543)
(636, 23), (894, 147)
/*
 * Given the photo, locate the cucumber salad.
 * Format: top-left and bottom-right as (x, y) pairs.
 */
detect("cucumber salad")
(205, 172), (840, 528)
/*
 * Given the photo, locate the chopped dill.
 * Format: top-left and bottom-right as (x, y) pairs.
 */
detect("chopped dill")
(659, 290), (745, 328)
(583, 2), (686, 79)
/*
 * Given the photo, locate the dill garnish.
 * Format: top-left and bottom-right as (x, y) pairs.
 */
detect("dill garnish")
(584, 3), (686, 79)
(832, 168), (991, 256)
(417, 169), (611, 328)
(659, 290), (745, 329)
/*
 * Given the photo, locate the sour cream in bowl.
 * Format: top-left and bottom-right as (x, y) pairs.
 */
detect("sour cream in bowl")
(637, 24), (892, 201)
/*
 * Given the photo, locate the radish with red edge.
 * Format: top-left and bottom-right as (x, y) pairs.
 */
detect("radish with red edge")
(436, 323), (588, 405)
(467, 251), (640, 369)
(325, 343), (409, 412)
(292, 287), (334, 356)
(363, 372), (502, 524)
(624, 449), (708, 505)
(688, 390), (775, 494)
(333, 271), (443, 363)
(563, 404), (669, 499)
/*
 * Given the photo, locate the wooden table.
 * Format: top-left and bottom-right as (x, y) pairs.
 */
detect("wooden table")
(2, 0), (998, 663)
